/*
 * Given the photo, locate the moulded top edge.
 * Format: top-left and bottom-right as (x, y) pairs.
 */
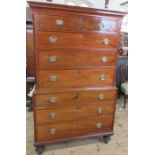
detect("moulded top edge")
(27, 1), (127, 17)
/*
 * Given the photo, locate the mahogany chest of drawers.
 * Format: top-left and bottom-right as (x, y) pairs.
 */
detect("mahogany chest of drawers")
(28, 1), (126, 154)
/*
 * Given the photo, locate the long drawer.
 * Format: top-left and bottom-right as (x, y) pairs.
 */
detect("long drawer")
(34, 89), (117, 107)
(37, 69), (115, 89)
(36, 31), (118, 49)
(35, 101), (115, 124)
(35, 116), (113, 142)
(38, 49), (117, 69)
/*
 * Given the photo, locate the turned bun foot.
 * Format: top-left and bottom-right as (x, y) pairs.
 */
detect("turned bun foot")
(35, 145), (45, 155)
(100, 135), (111, 144)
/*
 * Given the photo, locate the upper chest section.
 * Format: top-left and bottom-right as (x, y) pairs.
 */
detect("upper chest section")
(31, 4), (125, 34)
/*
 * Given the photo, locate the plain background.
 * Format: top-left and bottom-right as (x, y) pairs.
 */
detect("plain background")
(0, 0), (155, 154)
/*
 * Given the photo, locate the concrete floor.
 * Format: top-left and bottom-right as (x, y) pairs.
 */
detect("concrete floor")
(26, 97), (128, 155)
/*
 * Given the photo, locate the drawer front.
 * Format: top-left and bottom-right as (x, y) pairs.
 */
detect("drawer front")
(36, 31), (118, 49)
(35, 89), (117, 107)
(35, 102), (115, 125)
(83, 16), (119, 32)
(38, 50), (117, 69)
(38, 69), (115, 89)
(35, 116), (113, 142)
(35, 15), (81, 31)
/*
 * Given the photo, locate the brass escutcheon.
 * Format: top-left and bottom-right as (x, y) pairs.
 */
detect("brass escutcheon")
(49, 36), (57, 43)
(96, 123), (103, 128)
(56, 19), (64, 26)
(50, 128), (56, 135)
(48, 56), (57, 63)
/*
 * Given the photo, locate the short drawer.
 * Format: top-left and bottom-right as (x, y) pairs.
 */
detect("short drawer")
(38, 49), (117, 69)
(34, 89), (117, 107)
(35, 116), (113, 142)
(36, 31), (118, 49)
(35, 101), (115, 124)
(83, 16), (119, 33)
(35, 14), (81, 31)
(38, 69), (115, 89)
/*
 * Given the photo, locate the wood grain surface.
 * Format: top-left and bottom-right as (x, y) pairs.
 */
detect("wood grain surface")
(36, 31), (118, 49)
(38, 69), (115, 89)
(38, 49), (117, 69)
(35, 116), (113, 142)
(35, 102), (115, 124)
(34, 89), (117, 107)
(35, 14), (81, 31)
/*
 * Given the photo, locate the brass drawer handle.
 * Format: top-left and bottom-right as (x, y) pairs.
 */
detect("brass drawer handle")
(98, 108), (104, 114)
(49, 75), (57, 81)
(50, 96), (57, 103)
(56, 19), (64, 26)
(102, 38), (109, 45)
(101, 56), (108, 63)
(96, 123), (103, 129)
(50, 128), (57, 135)
(48, 56), (57, 63)
(50, 112), (56, 119)
(49, 36), (57, 43)
(98, 22), (104, 30)
(99, 94), (105, 100)
(99, 75), (105, 81)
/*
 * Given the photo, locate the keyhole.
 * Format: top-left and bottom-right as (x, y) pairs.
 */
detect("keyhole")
(73, 92), (80, 100)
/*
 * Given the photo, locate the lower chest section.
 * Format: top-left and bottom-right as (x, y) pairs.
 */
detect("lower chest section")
(34, 88), (116, 142)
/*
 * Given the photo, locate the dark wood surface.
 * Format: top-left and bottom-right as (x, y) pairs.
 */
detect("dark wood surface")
(35, 116), (113, 142)
(28, 1), (126, 150)
(83, 16), (119, 33)
(35, 14), (119, 33)
(35, 102), (115, 124)
(35, 14), (81, 31)
(37, 69), (115, 89)
(38, 49), (117, 69)
(34, 88), (117, 107)
(36, 31), (118, 49)
(26, 23), (35, 77)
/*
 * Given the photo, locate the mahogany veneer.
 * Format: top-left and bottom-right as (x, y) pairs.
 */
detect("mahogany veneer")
(28, 1), (126, 154)
(36, 31), (118, 49)
(38, 69), (115, 89)
(38, 49), (117, 69)
(36, 116), (113, 142)
(34, 89), (117, 107)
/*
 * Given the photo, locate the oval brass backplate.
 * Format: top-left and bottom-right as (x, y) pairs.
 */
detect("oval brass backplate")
(101, 56), (108, 63)
(96, 123), (103, 128)
(49, 75), (57, 81)
(102, 38), (109, 45)
(48, 56), (57, 63)
(50, 96), (57, 103)
(98, 22), (104, 30)
(50, 128), (56, 135)
(99, 94), (105, 100)
(56, 19), (64, 26)
(49, 36), (57, 43)
(99, 75), (105, 81)
(98, 108), (104, 114)
(50, 112), (56, 119)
